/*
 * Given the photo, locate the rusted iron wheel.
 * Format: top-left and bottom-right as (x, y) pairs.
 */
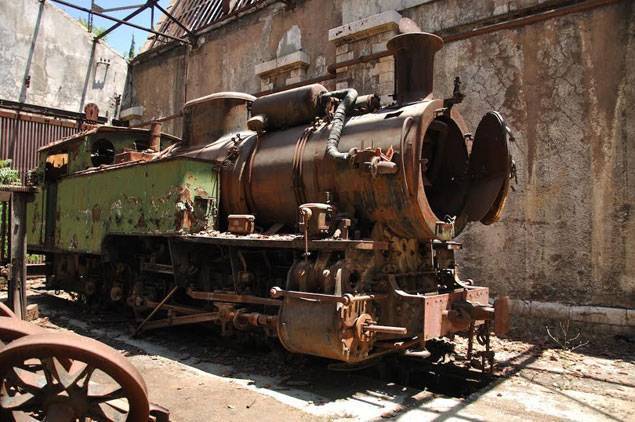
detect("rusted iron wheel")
(0, 302), (17, 319)
(0, 332), (149, 421)
(0, 316), (43, 347)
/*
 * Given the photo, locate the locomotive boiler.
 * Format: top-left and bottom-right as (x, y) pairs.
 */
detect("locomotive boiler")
(25, 32), (512, 365)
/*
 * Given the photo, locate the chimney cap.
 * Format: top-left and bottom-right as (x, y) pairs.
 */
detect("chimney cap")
(386, 32), (444, 104)
(386, 32), (443, 53)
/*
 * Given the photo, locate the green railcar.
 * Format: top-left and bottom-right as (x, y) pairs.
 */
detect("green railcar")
(28, 127), (218, 255)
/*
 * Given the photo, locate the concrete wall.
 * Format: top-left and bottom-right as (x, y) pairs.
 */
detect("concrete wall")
(127, 0), (341, 134)
(428, 1), (634, 308)
(0, 0), (128, 119)
(126, 0), (634, 308)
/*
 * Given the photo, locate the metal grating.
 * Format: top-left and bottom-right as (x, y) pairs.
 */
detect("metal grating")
(149, 0), (267, 48)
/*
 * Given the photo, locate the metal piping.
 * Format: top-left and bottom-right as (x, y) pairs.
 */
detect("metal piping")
(129, 111), (183, 128)
(440, 0), (623, 43)
(322, 89), (358, 161)
(510, 299), (634, 327)
(149, 122), (161, 152)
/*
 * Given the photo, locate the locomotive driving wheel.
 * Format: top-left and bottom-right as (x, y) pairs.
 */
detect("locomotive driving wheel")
(0, 302), (17, 319)
(0, 332), (150, 421)
(0, 317), (44, 347)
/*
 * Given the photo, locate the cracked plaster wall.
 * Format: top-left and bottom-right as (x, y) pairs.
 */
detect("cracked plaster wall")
(429, 2), (634, 307)
(0, 0), (128, 118)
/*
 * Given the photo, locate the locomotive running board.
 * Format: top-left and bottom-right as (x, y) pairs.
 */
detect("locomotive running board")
(177, 233), (388, 251)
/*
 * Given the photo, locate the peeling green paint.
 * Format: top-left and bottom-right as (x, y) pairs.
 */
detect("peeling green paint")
(28, 158), (218, 254)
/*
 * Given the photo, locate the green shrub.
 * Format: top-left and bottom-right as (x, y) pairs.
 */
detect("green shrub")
(0, 160), (19, 185)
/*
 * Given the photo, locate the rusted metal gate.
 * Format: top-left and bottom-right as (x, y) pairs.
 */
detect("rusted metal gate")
(0, 110), (80, 181)
(0, 109), (83, 266)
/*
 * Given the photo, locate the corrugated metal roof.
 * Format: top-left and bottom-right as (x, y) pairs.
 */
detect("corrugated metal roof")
(38, 126), (182, 152)
(148, 0), (268, 49)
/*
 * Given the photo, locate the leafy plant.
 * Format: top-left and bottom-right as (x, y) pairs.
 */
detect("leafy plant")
(128, 34), (136, 60)
(77, 17), (109, 40)
(0, 160), (19, 185)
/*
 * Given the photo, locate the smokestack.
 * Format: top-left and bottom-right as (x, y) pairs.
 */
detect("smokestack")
(386, 32), (443, 104)
(149, 122), (162, 152)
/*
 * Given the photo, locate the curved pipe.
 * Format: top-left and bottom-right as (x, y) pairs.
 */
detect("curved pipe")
(323, 89), (358, 161)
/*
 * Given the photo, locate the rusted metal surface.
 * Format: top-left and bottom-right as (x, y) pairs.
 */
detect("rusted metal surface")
(180, 233), (388, 251)
(270, 287), (372, 305)
(494, 296), (511, 337)
(114, 150), (157, 164)
(187, 289), (281, 307)
(227, 214), (256, 235)
(249, 84), (327, 132)
(219, 33), (513, 241)
(276, 291), (378, 362)
(465, 112), (513, 224)
(422, 288), (489, 341)
(0, 332), (150, 421)
(387, 32), (443, 104)
(0, 316), (44, 344)
(182, 92), (255, 145)
(150, 122), (163, 152)
(0, 302), (17, 319)
(0, 316), (171, 421)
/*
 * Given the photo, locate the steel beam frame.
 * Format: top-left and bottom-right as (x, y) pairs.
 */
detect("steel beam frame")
(47, 0), (192, 44)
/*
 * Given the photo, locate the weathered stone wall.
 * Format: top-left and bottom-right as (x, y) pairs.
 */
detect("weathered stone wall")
(126, 0), (634, 308)
(430, 2), (634, 308)
(127, 0), (341, 134)
(0, 0), (128, 118)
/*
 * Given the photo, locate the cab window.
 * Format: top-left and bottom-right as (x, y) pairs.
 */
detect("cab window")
(91, 138), (116, 167)
(45, 152), (68, 180)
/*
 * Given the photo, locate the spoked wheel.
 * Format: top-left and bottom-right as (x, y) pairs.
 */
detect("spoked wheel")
(0, 302), (17, 319)
(0, 317), (43, 347)
(0, 332), (149, 421)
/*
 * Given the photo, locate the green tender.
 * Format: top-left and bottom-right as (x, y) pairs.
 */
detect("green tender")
(27, 158), (218, 254)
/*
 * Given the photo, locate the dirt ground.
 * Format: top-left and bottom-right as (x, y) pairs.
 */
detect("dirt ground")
(6, 279), (634, 421)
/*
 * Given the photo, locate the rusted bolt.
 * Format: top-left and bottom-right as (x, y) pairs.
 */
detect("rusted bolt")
(270, 287), (283, 298)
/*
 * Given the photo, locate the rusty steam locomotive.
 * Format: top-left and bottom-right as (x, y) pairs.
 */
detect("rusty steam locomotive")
(25, 32), (512, 365)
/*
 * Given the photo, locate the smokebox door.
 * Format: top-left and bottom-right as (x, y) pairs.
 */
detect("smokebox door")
(464, 111), (512, 223)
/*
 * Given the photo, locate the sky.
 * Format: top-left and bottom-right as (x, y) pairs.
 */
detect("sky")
(53, 0), (173, 58)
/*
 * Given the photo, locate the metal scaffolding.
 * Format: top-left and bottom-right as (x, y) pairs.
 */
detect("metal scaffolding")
(47, 0), (195, 45)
